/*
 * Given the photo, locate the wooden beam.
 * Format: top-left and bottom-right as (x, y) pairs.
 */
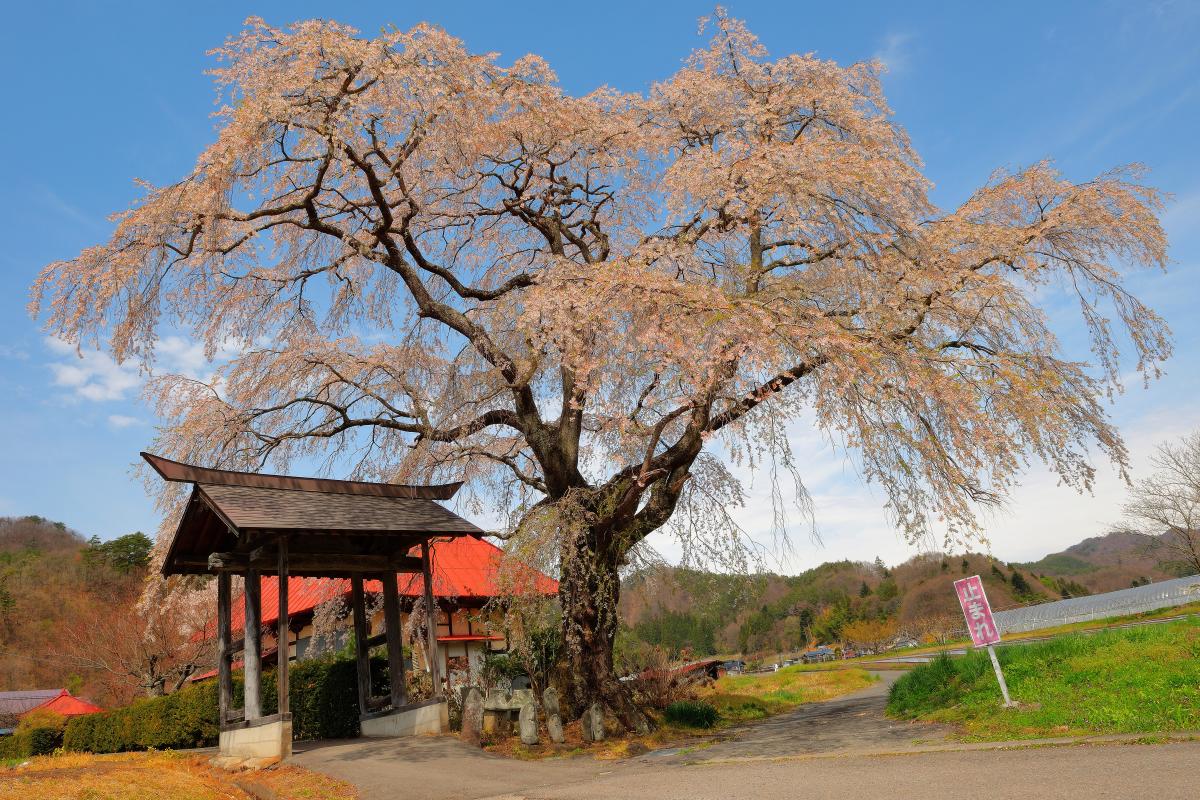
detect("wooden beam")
(277, 537), (289, 718)
(243, 569), (262, 720)
(217, 571), (232, 726)
(203, 552), (422, 575)
(421, 539), (443, 699)
(350, 573), (371, 717)
(382, 571), (406, 709)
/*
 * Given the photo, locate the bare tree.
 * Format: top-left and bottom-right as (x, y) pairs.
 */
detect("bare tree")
(55, 579), (213, 703)
(1118, 431), (1200, 577)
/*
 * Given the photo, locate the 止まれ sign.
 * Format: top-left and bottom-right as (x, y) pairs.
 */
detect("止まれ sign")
(952, 575), (1014, 706)
(954, 574), (1001, 647)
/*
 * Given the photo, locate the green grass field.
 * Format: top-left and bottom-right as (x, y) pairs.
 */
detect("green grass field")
(703, 665), (877, 724)
(886, 616), (1200, 740)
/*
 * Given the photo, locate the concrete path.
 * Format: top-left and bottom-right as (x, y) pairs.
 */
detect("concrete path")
(644, 670), (949, 763)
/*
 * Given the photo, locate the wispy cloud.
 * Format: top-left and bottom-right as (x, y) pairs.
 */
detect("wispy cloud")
(107, 414), (143, 429)
(31, 184), (107, 233)
(0, 344), (30, 361)
(873, 32), (914, 76)
(43, 334), (248, 406)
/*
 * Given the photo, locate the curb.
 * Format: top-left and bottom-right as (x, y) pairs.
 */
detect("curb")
(672, 730), (1200, 766)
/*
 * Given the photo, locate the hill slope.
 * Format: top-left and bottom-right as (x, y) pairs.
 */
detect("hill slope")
(619, 531), (1180, 659)
(0, 516), (152, 706)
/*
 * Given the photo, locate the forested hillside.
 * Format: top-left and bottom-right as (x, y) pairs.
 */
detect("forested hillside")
(618, 532), (1179, 660)
(0, 516), (161, 707)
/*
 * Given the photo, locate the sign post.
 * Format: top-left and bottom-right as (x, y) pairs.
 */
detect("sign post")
(954, 575), (1014, 707)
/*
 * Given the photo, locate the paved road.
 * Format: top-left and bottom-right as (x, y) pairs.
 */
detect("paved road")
(500, 742), (1200, 800)
(294, 675), (1197, 799)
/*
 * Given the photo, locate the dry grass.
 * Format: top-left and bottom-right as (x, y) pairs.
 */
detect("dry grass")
(700, 665), (877, 723)
(0, 750), (357, 800)
(482, 666), (876, 760)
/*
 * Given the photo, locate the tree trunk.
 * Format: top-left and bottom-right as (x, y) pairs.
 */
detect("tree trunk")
(558, 528), (652, 734)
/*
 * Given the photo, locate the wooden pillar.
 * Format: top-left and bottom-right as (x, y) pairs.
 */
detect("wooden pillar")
(350, 573), (371, 716)
(217, 571), (233, 726)
(244, 569), (262, 720)
(421, 539), (443, 698)
(276, 538), (289, 718)
(382, 570), (406, 709)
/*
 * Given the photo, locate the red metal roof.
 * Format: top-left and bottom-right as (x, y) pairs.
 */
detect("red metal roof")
(223, 536), (558, 632)
(24, 690), (101, 718)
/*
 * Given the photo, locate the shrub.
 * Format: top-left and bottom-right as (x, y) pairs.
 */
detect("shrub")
(64, 654), (379, 753)
(623, 646), (703, 710)
(0, 727), (63, 758)
(664, 700), (719, 728)
(0, 708), (68, 758)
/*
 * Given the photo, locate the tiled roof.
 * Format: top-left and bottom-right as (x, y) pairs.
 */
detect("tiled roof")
(223, 535), (558, 631)
(24, 690), (102, 717)
(197, 483), (483, 534)
(0, 689), (62, 716)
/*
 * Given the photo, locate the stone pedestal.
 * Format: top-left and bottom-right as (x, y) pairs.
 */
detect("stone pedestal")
(217, 718), (292, 765)
(360, 699), (449, 738)
(482, 688), (535, 736)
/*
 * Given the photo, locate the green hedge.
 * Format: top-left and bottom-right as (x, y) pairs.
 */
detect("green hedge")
(63, 655), (378, 753)
(0, 726), (62, 759)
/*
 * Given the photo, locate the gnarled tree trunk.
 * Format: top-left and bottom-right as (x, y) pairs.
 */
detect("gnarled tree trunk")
(558, 528), (651, 734)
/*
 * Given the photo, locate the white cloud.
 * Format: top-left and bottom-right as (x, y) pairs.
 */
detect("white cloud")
(0, 344), (30, 361)
(873, 32), (914, 76)
(107, 414), (143, 429)
(643, 396), (1199, 574)
(43, 335), (247, 404)
(46, 338), (141, 402)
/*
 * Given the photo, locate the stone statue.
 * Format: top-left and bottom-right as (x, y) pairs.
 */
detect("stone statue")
(543, 687), (564, 744)
(518, 699), (539, 745)
(461, 687), (483, 746)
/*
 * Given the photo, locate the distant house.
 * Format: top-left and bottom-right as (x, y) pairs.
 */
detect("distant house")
(0, 689), (101, 734)
(23, 689), (102, 718)
(200, 535), (558, 686)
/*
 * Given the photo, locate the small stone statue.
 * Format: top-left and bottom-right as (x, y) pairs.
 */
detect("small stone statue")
(543, 687), (564, 744)
(461, 687), (484, 746)
(582, 702), (605, 743)
(518, 699), (539, 745)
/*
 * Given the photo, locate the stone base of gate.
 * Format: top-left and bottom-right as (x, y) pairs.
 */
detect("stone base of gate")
(216, 715), (292, 766)
(360, 698), (448, 738)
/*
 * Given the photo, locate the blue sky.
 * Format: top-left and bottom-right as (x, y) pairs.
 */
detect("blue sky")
(0, 1), (1196, 568)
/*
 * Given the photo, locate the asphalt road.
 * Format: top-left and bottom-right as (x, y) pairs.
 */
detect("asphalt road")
(294, 674), (1197, 800)
(645, 671), (950, 762)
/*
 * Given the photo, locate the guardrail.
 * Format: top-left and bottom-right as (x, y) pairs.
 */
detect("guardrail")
(994, 574), (1200, 634)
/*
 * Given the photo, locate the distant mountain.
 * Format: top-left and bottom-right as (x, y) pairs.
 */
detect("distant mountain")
(1017, 531), (1176, 593)
(617, 531), (1179, 659)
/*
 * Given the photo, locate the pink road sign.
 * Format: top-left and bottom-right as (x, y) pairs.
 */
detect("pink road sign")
(954, 575), (1002, 647)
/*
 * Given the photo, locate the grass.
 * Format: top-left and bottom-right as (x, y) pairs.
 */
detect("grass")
(886, 615), (1200, 741)
(700, 664), (877, 724)
(827, 600), (1200, 665)
(0, 750), (357, 800)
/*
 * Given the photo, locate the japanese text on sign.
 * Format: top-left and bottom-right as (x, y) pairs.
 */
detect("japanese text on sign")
(954, 575), (1001, 647)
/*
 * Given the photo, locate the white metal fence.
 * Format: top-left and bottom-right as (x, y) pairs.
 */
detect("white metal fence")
(994, 574), (1200, 634)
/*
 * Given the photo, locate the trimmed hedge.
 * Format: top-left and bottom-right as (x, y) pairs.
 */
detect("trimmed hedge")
(63, 655), (377, 753)
(0, 726), (62, 758)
